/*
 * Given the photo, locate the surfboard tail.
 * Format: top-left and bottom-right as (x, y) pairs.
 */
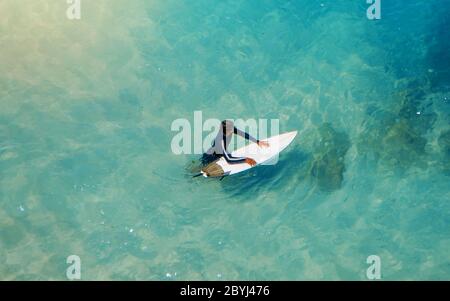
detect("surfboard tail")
(202, 162), (225, 178)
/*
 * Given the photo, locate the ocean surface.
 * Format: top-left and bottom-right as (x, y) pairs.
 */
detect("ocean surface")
(1, 0), (449, 280)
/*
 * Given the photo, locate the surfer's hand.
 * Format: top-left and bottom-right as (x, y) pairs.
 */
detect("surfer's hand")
(257, 140), (270, 148)
(245, 158), (257, 166)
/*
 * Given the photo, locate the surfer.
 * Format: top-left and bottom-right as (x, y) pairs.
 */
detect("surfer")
(201, 120), (269, 167)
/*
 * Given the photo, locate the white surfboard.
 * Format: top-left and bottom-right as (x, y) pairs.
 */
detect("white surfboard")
(201, 131), (297, 177)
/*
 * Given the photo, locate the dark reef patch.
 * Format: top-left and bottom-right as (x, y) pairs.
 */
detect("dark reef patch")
(439, 130), (450, 156)
(382, 119), (427, 166)
(308, 123), (350, 192)
(425, 2), (450, 93)
(357, 87), (436, 170)
(438, 129), (450, 175)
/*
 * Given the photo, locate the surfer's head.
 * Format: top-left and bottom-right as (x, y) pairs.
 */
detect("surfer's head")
(222, 120), (234, 136)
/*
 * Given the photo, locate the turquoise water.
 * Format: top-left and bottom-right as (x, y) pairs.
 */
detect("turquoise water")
(1, 0), (449, 280)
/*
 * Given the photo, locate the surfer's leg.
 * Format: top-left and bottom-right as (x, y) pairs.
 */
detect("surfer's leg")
(200, 153), (220, 166)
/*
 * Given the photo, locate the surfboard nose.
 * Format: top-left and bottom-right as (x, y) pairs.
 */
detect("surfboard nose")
(285, 130), (298, 139)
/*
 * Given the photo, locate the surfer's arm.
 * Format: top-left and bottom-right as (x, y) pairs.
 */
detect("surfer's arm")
(234, 127), (270, 148)
(220, 138), (257, 166)
(234, 127), (259, 143)
(221, 139), (246, 164)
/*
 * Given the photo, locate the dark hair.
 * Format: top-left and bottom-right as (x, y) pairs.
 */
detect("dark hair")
(222, 120), (234, 136)
(222, 120), (234, 129)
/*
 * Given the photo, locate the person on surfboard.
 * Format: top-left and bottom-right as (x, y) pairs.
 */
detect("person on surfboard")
(201, 120), (269, 167)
